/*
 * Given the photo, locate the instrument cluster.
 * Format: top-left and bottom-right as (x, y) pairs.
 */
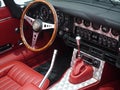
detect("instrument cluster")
(26, 3), (52, 22)
(26, 3), (72, 28)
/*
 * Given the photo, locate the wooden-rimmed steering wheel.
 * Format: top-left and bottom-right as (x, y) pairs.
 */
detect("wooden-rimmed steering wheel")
(20, 0), (58, 52)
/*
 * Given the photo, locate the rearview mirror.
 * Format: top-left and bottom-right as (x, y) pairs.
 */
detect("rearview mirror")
(0, 1), (1, 6)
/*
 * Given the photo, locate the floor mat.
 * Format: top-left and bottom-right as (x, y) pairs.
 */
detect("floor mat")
(34, 54), (71, 86)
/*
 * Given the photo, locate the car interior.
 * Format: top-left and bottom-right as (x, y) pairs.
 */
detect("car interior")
(0, 0), (120, 90)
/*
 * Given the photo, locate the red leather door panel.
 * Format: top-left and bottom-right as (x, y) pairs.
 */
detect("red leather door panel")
(0, 7), (11, 19)
(0, 7), (20, 46)
(0, 7), (23, 65)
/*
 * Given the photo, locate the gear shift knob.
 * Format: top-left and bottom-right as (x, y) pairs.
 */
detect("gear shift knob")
(76, 36), (81, 58)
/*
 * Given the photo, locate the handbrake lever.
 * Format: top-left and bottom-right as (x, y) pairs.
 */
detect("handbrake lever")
(39, 49), (58, 88)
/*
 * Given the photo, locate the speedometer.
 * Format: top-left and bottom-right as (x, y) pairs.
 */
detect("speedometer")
(40, 5), (49, 21)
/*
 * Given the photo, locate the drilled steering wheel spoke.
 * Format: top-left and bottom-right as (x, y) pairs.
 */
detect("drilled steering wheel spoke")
(42, 22), (54, 30)
(31, 31), (40, 48)
(24, 15), (35, 26)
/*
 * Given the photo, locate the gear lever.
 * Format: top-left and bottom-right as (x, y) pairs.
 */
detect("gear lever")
(76, 36), (81, 58)
(69, 36), (93, 84)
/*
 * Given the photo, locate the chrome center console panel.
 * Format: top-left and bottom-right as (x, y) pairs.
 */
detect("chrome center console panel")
(49, 49), (105, 90)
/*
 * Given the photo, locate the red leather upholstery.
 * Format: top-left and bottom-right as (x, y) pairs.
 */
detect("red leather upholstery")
(20, 83), (42, 90)
(98, 80), (120, 90)
(0, 61), (49, 90)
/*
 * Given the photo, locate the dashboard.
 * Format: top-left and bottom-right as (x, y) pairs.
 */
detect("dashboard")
(23, 0), (120, 68)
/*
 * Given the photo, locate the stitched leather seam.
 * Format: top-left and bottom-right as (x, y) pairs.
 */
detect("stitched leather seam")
(7, 75), (22, 86)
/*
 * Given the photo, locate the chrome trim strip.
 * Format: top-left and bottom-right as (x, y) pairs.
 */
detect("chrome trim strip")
(0, 17), (12, 22)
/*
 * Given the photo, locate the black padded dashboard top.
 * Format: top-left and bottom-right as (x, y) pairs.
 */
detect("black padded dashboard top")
(48, 0), (120, 29)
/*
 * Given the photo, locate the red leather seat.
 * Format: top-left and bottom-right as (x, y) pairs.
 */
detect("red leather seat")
(98, 80), (120, 90)
(0, 61), (49, 90)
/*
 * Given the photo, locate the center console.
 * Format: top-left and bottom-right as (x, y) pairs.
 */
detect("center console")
(49, 48), (105, 90)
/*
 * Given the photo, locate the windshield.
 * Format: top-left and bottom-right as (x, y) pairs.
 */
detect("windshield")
(0, 0), (32, 7)
(14, 0), (32, 5)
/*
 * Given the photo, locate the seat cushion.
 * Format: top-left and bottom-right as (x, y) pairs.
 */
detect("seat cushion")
(0, 61), (49, 90)
(0, 75), (21, 90)
(20, 83), (42, 90)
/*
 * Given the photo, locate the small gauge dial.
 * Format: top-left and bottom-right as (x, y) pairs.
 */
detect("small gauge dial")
(83, 20), (90, 27)
(111, 29), (119, 37)
(101, 26), (110, 33)
(57, 10), (65, 26)
(76, 17), (82, 24)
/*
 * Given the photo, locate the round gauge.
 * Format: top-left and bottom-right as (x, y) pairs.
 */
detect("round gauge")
(76, 17), (82, 24)
(57, 10), (65, 26)
(92, 23), (100, 30)
(40, 5), (49, 21)
(83, 20), (90, 27)
(101, 26), (110, 33)
(111, 29), (119, 37)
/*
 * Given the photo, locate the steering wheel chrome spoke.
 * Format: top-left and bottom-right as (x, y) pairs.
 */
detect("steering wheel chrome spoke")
(42, 22), (54, 30)
(31, 31), (39, 48)
(24, 15), (35, 26)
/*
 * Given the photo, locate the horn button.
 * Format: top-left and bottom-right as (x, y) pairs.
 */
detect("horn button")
(33, 19), (42, 32)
